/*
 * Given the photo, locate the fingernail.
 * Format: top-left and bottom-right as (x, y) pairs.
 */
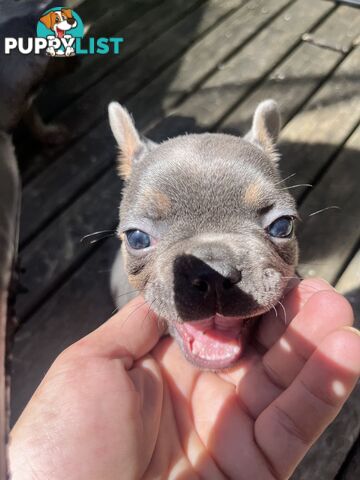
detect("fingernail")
(342, 326), (360, 337)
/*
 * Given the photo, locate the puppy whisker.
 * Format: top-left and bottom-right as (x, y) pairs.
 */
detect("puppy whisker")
(271, 304), (278, 318)
(308, 206), (340, 217)
(115, 289), (142, 300)
(274, 172), (296, 185)
(277, 183), (312, 191)
(80, 230), (116, 245)
(140, 300), (156, 331)
(277, 300), (287, 325)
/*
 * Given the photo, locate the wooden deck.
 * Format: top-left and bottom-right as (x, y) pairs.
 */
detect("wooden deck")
(11, 0), (360, 478)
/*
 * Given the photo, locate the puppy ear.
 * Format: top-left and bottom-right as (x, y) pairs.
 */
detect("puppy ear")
(61, 8), (73, 18)
(245, 99), (281, 164)
(39, 12), (55, 30)
(108, 102), (153, 180)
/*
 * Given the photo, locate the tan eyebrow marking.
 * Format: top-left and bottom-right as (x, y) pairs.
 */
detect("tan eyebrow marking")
(143, 188), (171, 218)
(244, 183), (263, 206)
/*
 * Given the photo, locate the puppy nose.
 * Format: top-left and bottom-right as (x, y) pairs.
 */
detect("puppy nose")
(67, 17), (75, 25)
(173, 253), (243, 320)
(191, 264), (241, 295)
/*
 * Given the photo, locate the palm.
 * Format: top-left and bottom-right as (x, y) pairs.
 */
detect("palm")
(10, 279), (359, 480)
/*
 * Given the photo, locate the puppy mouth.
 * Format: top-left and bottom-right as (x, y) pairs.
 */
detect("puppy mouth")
(173, 313), (259, 370)
(56, 27), (65, 38)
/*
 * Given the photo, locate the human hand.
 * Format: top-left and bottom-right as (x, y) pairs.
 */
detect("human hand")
(9, 279), (360, 479)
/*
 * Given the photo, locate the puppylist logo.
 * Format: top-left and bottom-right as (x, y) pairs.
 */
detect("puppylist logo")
(4, 7), (124, 57)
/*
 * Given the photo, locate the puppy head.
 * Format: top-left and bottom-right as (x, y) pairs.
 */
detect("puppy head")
(40, 9), (77, 36)
(108, 101), (298, 370)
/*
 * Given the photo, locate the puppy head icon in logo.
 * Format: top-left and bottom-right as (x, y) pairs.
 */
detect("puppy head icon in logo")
(37, 7), (84, 57)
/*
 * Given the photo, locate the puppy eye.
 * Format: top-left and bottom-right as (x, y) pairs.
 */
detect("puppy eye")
(267, 216), (294, 238)
(125, 229), (151, 250)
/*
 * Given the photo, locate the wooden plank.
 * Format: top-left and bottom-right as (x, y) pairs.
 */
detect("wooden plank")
(46, 0), (249, 140)
(22, 0), (248, 184)
(220, 8), (353, 134)
(74, 0), (136, 22)
(296, 123), (360, 283)
(54, 0), (289, 143)
(302, 3), (360, 53)
(20, 0), (290, 245)
(336, 436), (360, 479)
(38, 0), (202, 119)
(129, 0), (313, 132)
(80, 1), (162, 39)
(24, 0), (238, 183)
(148, 0), (334, 140)
(292, 385), (360, 480)
(279, 46), (360, 197)
(76, 0), (161, 38)
(336, 249), (360, 313)
(18, 169), (121, 319)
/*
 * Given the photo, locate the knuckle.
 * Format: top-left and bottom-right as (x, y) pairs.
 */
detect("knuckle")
(273, 404), (310, 446)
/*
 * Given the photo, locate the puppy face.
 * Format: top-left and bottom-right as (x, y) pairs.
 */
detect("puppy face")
(109, 101), (298, 370)
(39, 9), (77, 38)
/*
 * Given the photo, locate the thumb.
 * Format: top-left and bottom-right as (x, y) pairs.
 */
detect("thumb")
(78, 296), (165, 362)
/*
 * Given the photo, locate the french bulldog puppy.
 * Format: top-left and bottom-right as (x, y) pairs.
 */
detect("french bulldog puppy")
(108, 100), (298, 370)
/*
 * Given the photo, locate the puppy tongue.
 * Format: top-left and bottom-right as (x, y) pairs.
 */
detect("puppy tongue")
(182, 322), (241, 363)
(57, 28), (65, 38)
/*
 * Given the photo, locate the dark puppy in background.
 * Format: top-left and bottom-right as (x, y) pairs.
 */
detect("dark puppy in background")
(109, 100), (298, 370)
(0, 0), (76, 143)
(0, 0), (79, 340)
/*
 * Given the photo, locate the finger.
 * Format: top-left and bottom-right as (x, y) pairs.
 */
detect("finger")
(154, 338), (226, 478)
(127, 355), (163, 477)
(75, 296), (165, 362)
(262, 290), (354, 388)
(256, 278), (334, 350)
(255, 327), (360, 479)
(191, 372), (277, 479)
(219, 348), (283, 419)
(153, 336), (200, 397)
(145, 380), (195, 479)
